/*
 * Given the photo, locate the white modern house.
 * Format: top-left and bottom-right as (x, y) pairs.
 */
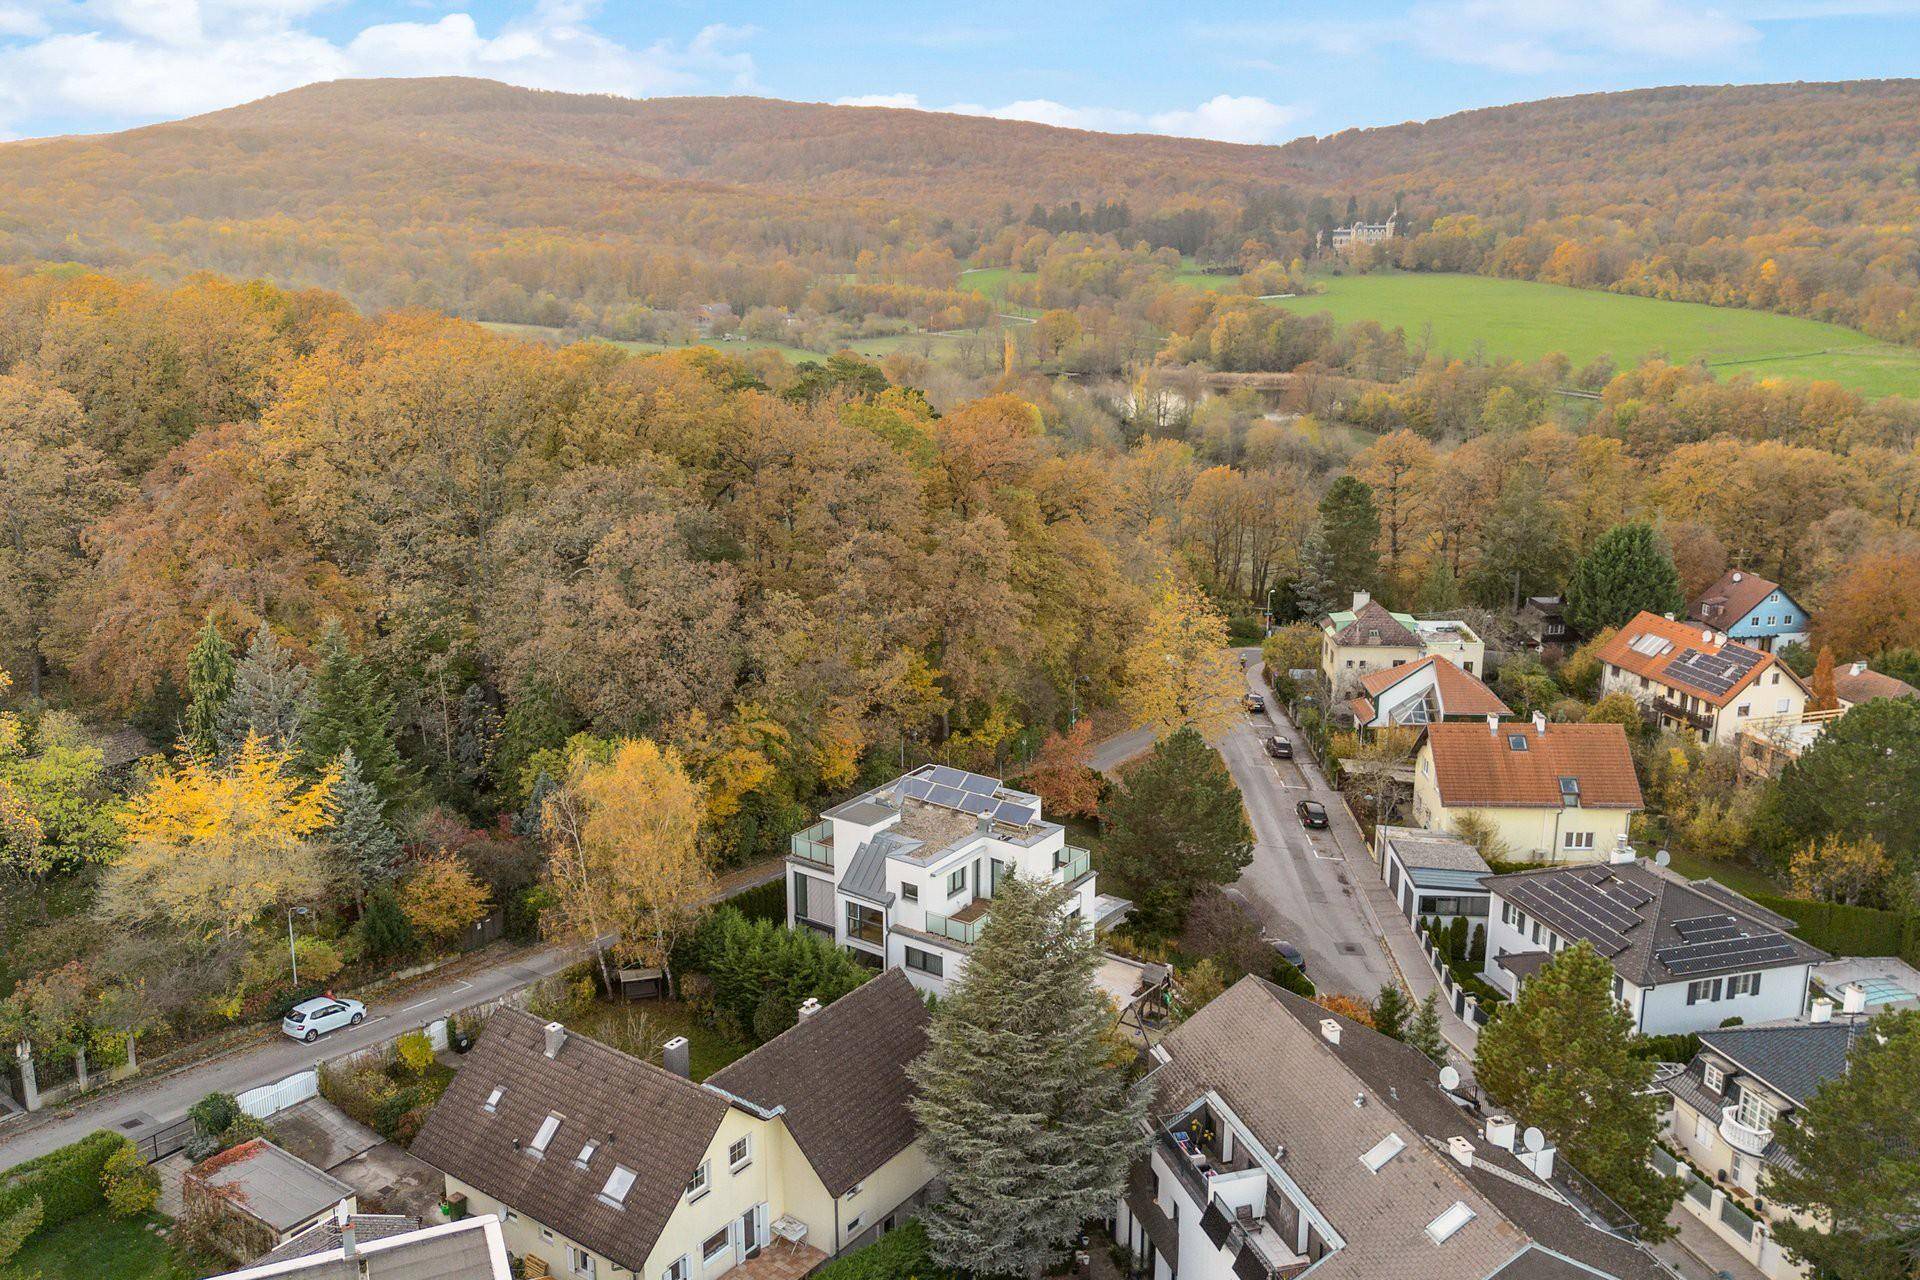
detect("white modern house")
(1481, 848), (1826, 1035)
(786, 765), (1127, 994)
(1375, 826), (1490, 931)
(1656, 990), (1871, 1280)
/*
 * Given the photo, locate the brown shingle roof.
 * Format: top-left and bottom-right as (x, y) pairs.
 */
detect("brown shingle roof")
(707, 970), (928, 1196)
(409, 1008), (728, 1271)
(1328, 600), (1420, 648)
(1423, 721), (1642, 809)
(1689, 570), (1792, 630)
(1834, 662), (1918, 705)
(1596, 612), (1799, 707)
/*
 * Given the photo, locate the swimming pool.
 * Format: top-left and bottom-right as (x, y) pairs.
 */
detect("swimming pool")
(1854, 977), (1915, 1006)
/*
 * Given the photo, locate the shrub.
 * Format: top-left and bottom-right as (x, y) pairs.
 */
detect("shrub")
(358, 888), (418, 960)
(752, 991), (797, 1044)
(0, 1196), (44, 1267)
(395, 1031), (437, 1076)
(1630, 1032), (1701, 1062)
(1269, 956), (1316, 998)
(810, 1221), (956, 1280)
(188, 1092), (242, 1140)
(100, 1143), (160, 1218)
(726, 879), (787, 924)
(1752, 894), (1904, 957)
(0, 1131), (125, 1230)
(692, 909), (871, 1042)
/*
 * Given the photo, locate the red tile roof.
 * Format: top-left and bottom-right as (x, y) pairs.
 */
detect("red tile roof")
(1595, 612), (1798, 707)
(1834, 662), (1919, 704)
(1424, 721), (1642, 809)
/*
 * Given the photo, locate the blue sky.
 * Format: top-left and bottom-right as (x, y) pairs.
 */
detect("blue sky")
(1, 0), (1917, 141)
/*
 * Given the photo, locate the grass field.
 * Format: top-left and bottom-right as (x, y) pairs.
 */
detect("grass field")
(1271, 272), (1920, 399)
(1, 1212), (204, 1280)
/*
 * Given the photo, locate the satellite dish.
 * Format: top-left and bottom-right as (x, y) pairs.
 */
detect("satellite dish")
(1654, 849), (1672, 867)
(1522, 1127), (1546, 1153)
(1438, 1066), (1461, 1092)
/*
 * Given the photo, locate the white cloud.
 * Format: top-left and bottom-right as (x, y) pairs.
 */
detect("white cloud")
(0, 0), (758, 133)
(834, 90), (1306, 144)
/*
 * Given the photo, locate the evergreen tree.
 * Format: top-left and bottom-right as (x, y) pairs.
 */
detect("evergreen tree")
(1563, 522), (1684, 636)
(1293, 524), (1340, 620)
(1414, 556), (1462, 612)
(183, 616), (235, 758)
(1407, 992), (1447, 1065)
(217, 623), (312, 754)
(1100, 728), (1253, 935)
(1765, 1009), (1920, 1280)
(357, 888), (416, 960)
(1475, 943), (1681, 1238)
(909, 876), (1150, 1276)
(1465, 471), (1570, 609)
(1757, 696), (1920, 867)
(301, 621), (404, 802)
(1371, 983), (1411, 1041)
(325, 748), (401, 898)
(1318, 476), (1380, 599)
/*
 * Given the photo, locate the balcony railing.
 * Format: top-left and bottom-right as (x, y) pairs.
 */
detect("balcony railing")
(1653, 696), (1717, 735)
(1053, 845), (1092, 883)
(789, 820), (835, 869)
(1719, 1106), (1772, 1158)
(924, 911), (988, 945)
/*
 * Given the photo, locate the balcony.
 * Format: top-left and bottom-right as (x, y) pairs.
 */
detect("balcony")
(1653, 696), (1716, 736)
(1052, 845), (1092, 883)
(925, 898), (990, 945)
(789, 821), (835, 869)
(1719, 1106), (1772, 1158)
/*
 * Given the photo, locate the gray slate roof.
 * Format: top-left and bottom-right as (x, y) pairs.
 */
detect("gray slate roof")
(1480, 861), (1826, 987)
(215, 1217), (508, 1280)
(707, 969), (929, 1196)
(841, 832), (918, 904)
(259, 1215), (421, 1262)
(1381, 827), (1492, 875)
(189, 1140), (352, 1231)
(1698, 1017), (1871, 1107)
(410, 1008), (729, 1272)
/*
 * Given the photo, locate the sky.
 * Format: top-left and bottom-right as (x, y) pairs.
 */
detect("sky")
(0, 0), (1917, 142)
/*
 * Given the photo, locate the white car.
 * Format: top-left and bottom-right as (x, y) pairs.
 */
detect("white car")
(281, 995), (366, 1043)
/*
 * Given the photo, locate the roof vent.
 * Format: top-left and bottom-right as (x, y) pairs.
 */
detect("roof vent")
(1426, 1201), (1476, 1244)
(1353, 1092), (1366, 1109)
(797, 997), (822, 1021)
(1485, 1115), (1516, 1150)
(1320, 1018), (1341, 1045)
(543, 1022), (567, 1059)
(1447, 1136), (1475, 1169)
(1610, 834), (1636, 864)
(1272, 1144), (1287, 1162)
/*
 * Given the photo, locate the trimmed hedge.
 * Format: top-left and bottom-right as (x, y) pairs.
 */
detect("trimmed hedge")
(724, 878), (787, 924)
(809, 1221), (958, 1280)
(0, 1130), (127, 1231)
(1751, 894), (1904, 958)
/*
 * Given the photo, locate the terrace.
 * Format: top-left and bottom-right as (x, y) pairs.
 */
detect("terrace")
(788, 821), (835, 870)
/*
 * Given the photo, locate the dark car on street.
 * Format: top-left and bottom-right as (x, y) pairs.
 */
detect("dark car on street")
(1296, 799), (1329, 829)
(1264, 736), (1293, 759)
(1242, 692), (1266, 713)
(1268, 938), (1308, 974)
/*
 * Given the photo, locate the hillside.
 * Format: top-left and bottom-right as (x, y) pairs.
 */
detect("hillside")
(1, 76), (1916, 345)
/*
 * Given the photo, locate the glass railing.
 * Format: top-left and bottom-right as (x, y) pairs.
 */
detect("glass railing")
(1053, 845), (1092, 882)
(924, 911), (988, 945)
(789, 820), (834, 868)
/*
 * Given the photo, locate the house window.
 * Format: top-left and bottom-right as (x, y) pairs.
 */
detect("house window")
(1531, 921), (1542, 944)
(1737, 705), (1750, 717)
(901, 883), (918, 902)
(846, 1184), (863, 1199)
(1770, 672), (1780, 685)
(664, 1258), (689, 1280)
(730, 1137), (752, 1172)
(1612, 975), (1624, 1002)
(572, 1247), (597, 1277)
(1501, 902), (1517, 928)
(1463, 661), (1474, 674)
(1563, 831), (1595, 851)
(904, 946), (944, 977)
(1686, 978), (1725, 1005)
(1736, 1092), (1777, 1133)
(703, 1228), (731, 1263)
(1703, 1062), (1725, 1093)
(846, 1215), (864, 1235)
(1777, 698), (1791, 713)
(1507, 735), (1530, 751)
(946, 867), (967, 896)
(845, 902), (883, 946)
(1727, 972), (1763, 998)
(686, 1161), (710, 1200)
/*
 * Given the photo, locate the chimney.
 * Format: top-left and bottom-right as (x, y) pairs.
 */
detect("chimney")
(1447, 1136), (1475, 1169)
(977, 813), (992, 835)
(1609, 835), (1636, 865)
(1714, 631), (1727, 647)
(1851, 661), (1868, 676)
(1841, 984), (1867, 1016)
(663, 1036), (691, 1077)
(1810, 998), (1834, 1024)
(1319, 1018), (1341, 1046)
(1352, 590), (1370, 610)
(543, 1022), (567, 1059)
(1531, 710), (1547, 736)
(797, 997), (822, 1021)
(1487, 713), (1500, 737)
(1485, 1116), (1516, 1151)
(340, 1219), (357, 1260)
(1663, 612), (1675, 621)
(1520, 1144), (1556, 1180)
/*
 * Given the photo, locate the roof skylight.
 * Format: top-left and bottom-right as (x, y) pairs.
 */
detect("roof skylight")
(598, 1165), (637, 1209)
(1360, 1132), (1406, 1173)
(1427, 1201), (1476, 1244)
(529, 1113), (561, 1155)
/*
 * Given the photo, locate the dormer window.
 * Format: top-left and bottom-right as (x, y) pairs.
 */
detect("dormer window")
(1703, 1062), (1725, 1093)
(1507, 735), (1529, 752)
(484, 1087), (504, 1113)
(1559, 777), (1580, 808)
(529, 1113), (562, 1156)
(575, 1140), (599, 1168)
(599, 1165), (637, 1209)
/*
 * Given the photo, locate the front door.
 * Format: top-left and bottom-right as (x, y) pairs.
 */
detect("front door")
(739, 1205), (764, 1259)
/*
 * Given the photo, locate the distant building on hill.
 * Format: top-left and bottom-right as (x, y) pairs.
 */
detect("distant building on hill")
(1325, 212), (1399, 251)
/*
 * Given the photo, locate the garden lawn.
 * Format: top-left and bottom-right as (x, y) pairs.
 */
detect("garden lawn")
(0, 1211), (206, 1280)
(1268, 272), (1920, 399)
(552, 997), (751, 1081)
(1661, 849), (1787, 901)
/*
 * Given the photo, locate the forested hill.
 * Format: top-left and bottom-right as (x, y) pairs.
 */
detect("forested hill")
(2, 76), (1916, 341)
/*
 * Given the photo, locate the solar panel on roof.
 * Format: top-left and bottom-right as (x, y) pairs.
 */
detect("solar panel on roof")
(1503, 879), (1633, 957)
(992, 800), (1037, 827)
(1655, 932), (1796, 975)
(898, 777), (934, 801)
(958, 792), (994, 816)
(1674, 914), (1741, 943)
(927, 784), (968, 809)
(959, 771), (1000, 796)
(1666, 646), (1762, 698)
(927, 765), (969, 789)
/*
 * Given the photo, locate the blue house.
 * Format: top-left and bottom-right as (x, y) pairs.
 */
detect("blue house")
(1689, 570), (1809, 653)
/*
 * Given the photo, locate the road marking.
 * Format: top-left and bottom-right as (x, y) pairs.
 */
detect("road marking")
(397, 998), (435, 1013)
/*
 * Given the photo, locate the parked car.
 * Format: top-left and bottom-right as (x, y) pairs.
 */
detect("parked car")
(1243, 692), (1266, 713)
(1264, 736), (1293, 759)
(1268, 938), (1309, 974)
(1296, 799), (1329, 829)
(282, 995), (366, 1043)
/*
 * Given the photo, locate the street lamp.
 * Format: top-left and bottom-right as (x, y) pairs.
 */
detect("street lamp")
(287, 906), (312, 987)
(1265, 588), (1277, 636)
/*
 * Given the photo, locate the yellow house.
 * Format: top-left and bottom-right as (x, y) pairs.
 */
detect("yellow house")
(411, 971), (934, 1280)
(1319, 594), (1486, 698)
(1412, 717), (1642, 863)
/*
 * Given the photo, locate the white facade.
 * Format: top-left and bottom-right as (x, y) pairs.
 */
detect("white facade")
(787, 766), (1109, 995)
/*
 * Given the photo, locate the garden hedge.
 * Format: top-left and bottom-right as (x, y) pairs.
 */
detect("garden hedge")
(809, 1221), (958, 1280)
(1751, 894), (1905, 958)
(0, 1130), (127, 1230)
(724, 879), (787, 925)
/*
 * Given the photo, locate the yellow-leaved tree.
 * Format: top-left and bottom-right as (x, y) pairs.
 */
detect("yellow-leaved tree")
(1124, 574), (1244, 740)
(400, 849), (493, 947)
(101, 735), (337, 938)
(541, 737), (714, 990)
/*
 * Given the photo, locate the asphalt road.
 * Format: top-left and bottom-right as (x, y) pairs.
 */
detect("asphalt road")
(0, 940), (591, 1172)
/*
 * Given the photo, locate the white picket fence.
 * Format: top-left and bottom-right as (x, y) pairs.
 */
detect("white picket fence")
(237, 1069), (318, 1119)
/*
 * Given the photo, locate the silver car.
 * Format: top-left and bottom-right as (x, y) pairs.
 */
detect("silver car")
(281, 995), (366, 1043)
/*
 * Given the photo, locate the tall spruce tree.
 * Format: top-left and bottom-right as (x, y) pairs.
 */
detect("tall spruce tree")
(1371, 983), (1411, 1041)
(1100, 728), (1254, 936)
(183, 616), (236, 759)
(1293, 524), (1341, 620)
(1318, 475), (1380, 600)
(217, 623), (313, 754)
(1765, 1010), (1920, 1280)
(326, 748), (401, 898)
(1562, 522), (1684, 636)
(1407, 991), (1447, 1065)
(909, 875), (1150, 1275)
(1475, 943), (1681, 1238)
(301, 621), (404, 803)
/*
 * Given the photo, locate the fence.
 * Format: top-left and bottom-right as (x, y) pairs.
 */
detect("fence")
(132, 1116), (198, 1163)
(237, 1069), (318, 1119)
(1418, 934), (1493, 1028)
(459, 908), (507, 952)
